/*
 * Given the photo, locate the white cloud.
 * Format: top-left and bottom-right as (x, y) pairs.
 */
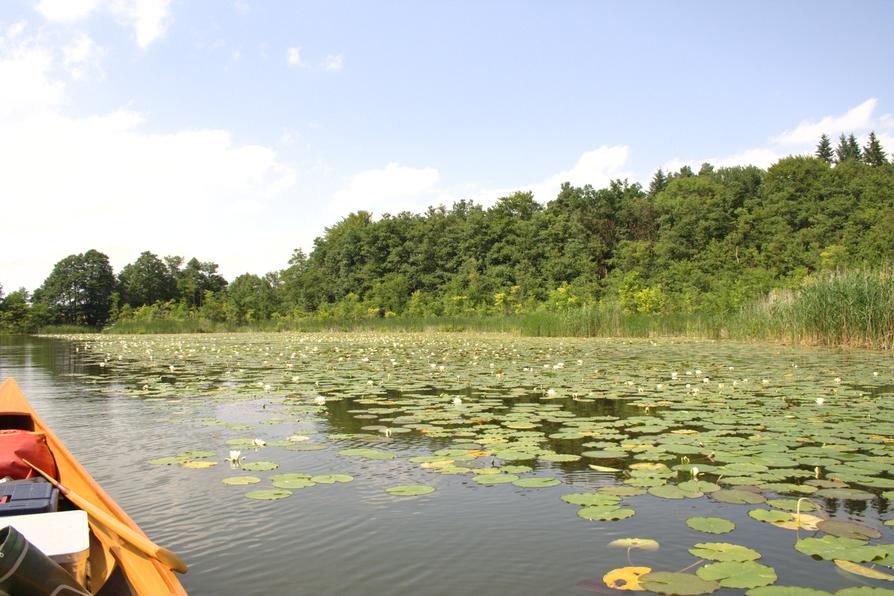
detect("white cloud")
(531, 146), (631, 198)
(287, 46), (302, 66)
(36, 0), (99, 22)
(61, 32), (102, 79)
(329, 146), (633, 220)
(322, 54), (343, 71)
(34, 0), (171, 48)
(773, 98), (877, 145)
(331, 163), (440, 215)
(662, 98), (891, 174)
(0, 32), (297, 291)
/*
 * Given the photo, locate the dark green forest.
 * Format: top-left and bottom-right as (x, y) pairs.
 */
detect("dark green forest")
(2, 133), (893, 344)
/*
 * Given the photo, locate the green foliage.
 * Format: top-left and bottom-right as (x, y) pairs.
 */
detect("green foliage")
(5, 136), (894, 347)
(33, 249), (116, 327)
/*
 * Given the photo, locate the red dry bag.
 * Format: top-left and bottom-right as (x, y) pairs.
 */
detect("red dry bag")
(0, 430), (58, 480)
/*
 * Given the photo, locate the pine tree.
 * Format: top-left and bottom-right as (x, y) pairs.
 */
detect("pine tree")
(815, 134), (833, 164)
(835, 133), (862, 163)
(648, 168), (668, 196)
(862, 131), (888, 166)
(846, 133), (862, 161)
(834, 134), (849, 164)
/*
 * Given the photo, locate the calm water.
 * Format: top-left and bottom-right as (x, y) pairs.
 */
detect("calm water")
(1, 334), (892, 596)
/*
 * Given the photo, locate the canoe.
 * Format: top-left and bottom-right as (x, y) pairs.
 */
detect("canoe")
(0, 378), (187, 595)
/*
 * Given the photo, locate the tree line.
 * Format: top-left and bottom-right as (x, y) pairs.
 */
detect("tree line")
(1, 132), (892, 332)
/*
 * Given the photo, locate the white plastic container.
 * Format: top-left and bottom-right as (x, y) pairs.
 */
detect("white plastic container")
(0, 509), (89, 586)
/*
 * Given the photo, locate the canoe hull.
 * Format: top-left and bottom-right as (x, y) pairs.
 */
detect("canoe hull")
(0, 378), (186, 595)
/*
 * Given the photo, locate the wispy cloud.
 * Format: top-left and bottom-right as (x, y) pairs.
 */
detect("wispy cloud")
(0, 29), (296, 290)
(35, 0), (173, 49)
(287, 46), (303, 66)
(772, 98), (878, 145)
(322, 54), (343, 71)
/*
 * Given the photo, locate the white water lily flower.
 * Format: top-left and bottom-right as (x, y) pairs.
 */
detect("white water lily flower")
(226, 450), (243, 465)
(834, 377), (842, 384)
(546, 389), (557, 397)
(816, 398), (825, 405)
(252, 438), (266, 447)
(656, 384), (664, 390)
(691, 466), (699, 479)
(671, 372), (678, 380)
(452, 397), (463, 405)
(314, 395), (326, 405)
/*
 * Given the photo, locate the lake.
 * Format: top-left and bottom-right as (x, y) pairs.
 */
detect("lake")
(1, 333), (892, 595)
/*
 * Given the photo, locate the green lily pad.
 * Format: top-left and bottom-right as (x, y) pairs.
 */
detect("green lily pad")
(794, 536), (886, 562)
(245, 488), (292, 500)
(561, 493), (622, 506)
(177, 450), (215, 459)
(310, 474), (354, 484)
(272, 478), (316, 489)
(689, 542), (761, 562)
(239, 461), (279, 471)
(686, 517), (736, 534)
(697, 561), (777, 589)
(816, 520), (881, 540)
(269, 473), (312, 482)
(746, 587), (832, 596)
(473, 474), (519, 485)
(649, 485), (702, 500)
(386, 484), (436, 496)
(222, 476), (261, 485)
(766, 499), (819, 512)
(577, 506), (635, 521)
(539, 453), (581, 462)
(639, 571), (720, 595)
(512, 477), (561, 488)
(711, 489), (766, 504)
(679, 480), (721, 493)
(813, 488), (875, 501)
(608, 538), (660, 551)
(148, 456), (189, 465)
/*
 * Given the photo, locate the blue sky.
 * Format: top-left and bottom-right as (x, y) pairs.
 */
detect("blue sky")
(1, 0), (892, 291)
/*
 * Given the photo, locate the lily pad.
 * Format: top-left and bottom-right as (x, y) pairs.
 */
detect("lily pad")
(649, 485), (702, 500)
(239, 461), (279, 472)
(245, 488), (292, 500)
(833, 559), (894, 581)
(816, 520), (882, 540)
(272, 478), (316, 489)
(608, 538), (660, 551)
(512, 477), (561, 488)
(813, 487), (875, 501)
(639, 571), (720, 595)
(386, 484), (436, 496)
(603, 566), (651, 591)
(689, 542), (761, 562)
(561, 493), (621, 507)
(794, 536), (886, 562)
(696, 561), (777, 589)
(473, 474), (519, 485)
(222, 476), (261, 485)
(746, 588), (832, 596)
(686, 517), (736, 534)
(577, 506), (635, 521)
(310, 474), (353, 484)
(712, 489), (766, 504)
(180, 460), (217, 469)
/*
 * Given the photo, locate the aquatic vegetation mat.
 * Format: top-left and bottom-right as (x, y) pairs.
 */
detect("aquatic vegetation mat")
(60, 332), (894, 594)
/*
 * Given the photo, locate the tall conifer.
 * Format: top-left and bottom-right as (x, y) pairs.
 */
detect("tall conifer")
(815, 134), (833, 164)
(862, 131), (888, 166)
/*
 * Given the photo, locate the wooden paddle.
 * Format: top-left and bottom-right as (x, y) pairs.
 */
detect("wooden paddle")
(22, 459), (188, 574)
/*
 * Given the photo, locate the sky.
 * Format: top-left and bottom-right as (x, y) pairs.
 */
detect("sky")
(1, 0), (893, 292)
